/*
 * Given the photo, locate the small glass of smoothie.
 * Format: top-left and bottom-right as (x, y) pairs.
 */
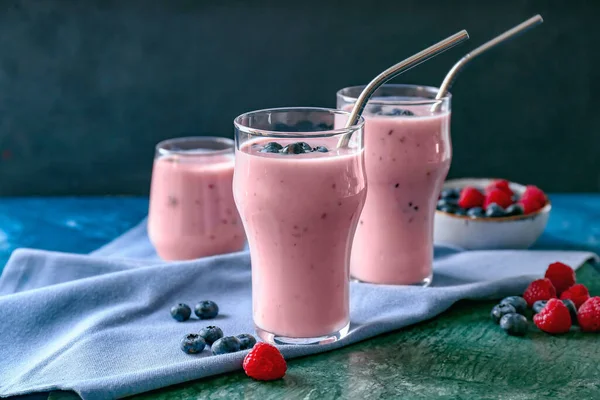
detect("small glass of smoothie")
(337, 85), (452, 286)
(148, 137), (245, 260)
(233, 108), (366, 344)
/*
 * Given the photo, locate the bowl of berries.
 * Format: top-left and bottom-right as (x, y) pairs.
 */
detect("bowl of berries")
(433, 178), (551, 250)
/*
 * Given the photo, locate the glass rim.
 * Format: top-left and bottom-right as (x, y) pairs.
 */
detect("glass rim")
(233, 107), (365, 138)
(155, 136), (234, 157)
(337, 84), (452, 106)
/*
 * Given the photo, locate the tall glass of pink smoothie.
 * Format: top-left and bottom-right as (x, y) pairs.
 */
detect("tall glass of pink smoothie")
(233, 108), (366, 344)
(148, 137), (245, 260)
(337, 85), (452, 286)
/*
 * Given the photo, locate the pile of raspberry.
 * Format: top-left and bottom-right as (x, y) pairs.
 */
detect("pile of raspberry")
(437, 179), (548, 218)
(491, 261), (600, 335)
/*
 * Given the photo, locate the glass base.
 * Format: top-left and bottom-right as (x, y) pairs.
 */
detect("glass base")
(255, 322), (350, 345)
(351, 273), (432, 287)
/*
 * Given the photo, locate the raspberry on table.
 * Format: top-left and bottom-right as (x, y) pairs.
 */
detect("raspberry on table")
(533, 298), (572, 334)
(483, 188), (513, 210)
(560, 284), (590, 309)
(577, 297), (600, 332)
(544, 262), (576, 294)
(243, 342), (287, 381)
(458, 186), (485, 209)
(523, 278), (557, 307)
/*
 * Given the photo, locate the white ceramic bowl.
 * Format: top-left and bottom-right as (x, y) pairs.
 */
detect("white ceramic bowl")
(433, 178), (551, 250)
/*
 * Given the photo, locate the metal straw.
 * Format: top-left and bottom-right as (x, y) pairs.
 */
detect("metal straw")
(435, 15), (543, 101)
(338, 30), (469, 148)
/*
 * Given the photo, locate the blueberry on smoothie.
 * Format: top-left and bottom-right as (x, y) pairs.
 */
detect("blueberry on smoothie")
(467, 207), (485, 218)
(170, 303), (192, 322)
(485, 203), (506, 218)
(236, 333), (257, 350)
(260, 142), (283, 153)
(388, 108), (415, 116)
(505, 204), (524, 217)
(211, 336), (241, 355)
(194, 300), (219, 319)
(298, 142), (312, 152)
(199, 326), (224, 345)
(313, 146), (329, 153)
(180, 333), (207, 354)
(281, 143), (305, 154)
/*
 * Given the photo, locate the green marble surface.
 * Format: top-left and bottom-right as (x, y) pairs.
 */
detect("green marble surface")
(47, 264), (600, 400)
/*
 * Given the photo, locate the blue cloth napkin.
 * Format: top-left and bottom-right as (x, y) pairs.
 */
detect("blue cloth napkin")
(0, 219), (597, 400)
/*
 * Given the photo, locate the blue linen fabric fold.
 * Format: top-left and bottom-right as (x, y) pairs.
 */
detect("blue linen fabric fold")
(0, 219), (597, 399)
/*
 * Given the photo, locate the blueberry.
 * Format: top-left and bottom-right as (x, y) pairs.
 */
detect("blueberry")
(499, 313), (528, 336)
(438, 205), (457, 214)
(313, 146), (329, 153)
(180, 333), (207, 354)
(532, 300), (548, 314)
(491, 303), (517, 324)
(316, 122), (332, 131)
(485, 203), (506, 218)
(295, 120), (314, 132)
(194, 300), (219, 319)
(211, 336), (241, 355)
(298, 142), (312, 152)
(280, 143), (305, 154)
(500, 296), (527, 315)
(170, 303), (192, 322)
(562, 299), (578, 324)
(236, 333), (257, 350)
(505, 204), (524, 217)
(379, 108), (415, 116)
(437, 198), (458, 209)
(274, 123), (293, 132)
(260, 142), (283, 153)
(455, 208), (467, 216)
(440, 188), (461, 199)
(467, 207), (485, 218)
(198, 325), (224, 345)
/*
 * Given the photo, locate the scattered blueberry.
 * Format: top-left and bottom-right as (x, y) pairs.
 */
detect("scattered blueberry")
(485, 203), (506, 218)
(500, 296), (527, 315)
(437, 198), (458, 209)
(313, 146), (329, 153)
(562, 299), (578, 324)
(455, 208), (467, 216)
(532, 300), (548, 314)
(260, 142), (283, 153)
(298, 142), (312, 152)
(491, 303), (517, 324)
(438, 205), (457, 214)
(194, 300), (219, 319)
(505, 204), (524, 217)
(180, 333), (207, 354)
(236, 333), (257, 350)
(295, 120), (314, 132)
(440, 188), (461, 199)
(379, 108), (415, 116)
(211, 336), (241, 355)
(281, 143), (305, 154)
(467, 207), (485, 218)
(170, 303), (192, 322)
(499, 313), (528, 336)
(199, 326), (224, 345)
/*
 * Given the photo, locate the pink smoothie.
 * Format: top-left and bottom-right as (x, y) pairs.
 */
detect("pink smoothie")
(233, 140), (366, 338)
(350, 110), (451, 285)
(148, 154), (245, 260)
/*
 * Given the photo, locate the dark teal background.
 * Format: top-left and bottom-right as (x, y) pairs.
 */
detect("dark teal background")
(0, 0), (598, 195)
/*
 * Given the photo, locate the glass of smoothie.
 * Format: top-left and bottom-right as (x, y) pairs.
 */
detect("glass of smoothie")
(148, 136), (245, 260)
(337, 84), (452, 286)
(233, 108), (366, 344)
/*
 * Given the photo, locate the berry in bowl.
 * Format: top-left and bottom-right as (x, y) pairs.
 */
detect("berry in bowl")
(433, 178), (551, 250)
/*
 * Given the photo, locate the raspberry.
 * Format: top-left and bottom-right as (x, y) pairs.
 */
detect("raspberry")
(243, 342), (287, 381)
(521, 185), (547, 208)
(483, 188), (513, 210)
(544, 262), (576, 294)
(485, 179), (514, 197)
(518, 196), (543, 214)
(458, 186), (485, 209)
(577, 297), (600, 332)
(533, 298), (572, 334)
(523, 278), (557, 307)
(560, 284), (590, 309)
